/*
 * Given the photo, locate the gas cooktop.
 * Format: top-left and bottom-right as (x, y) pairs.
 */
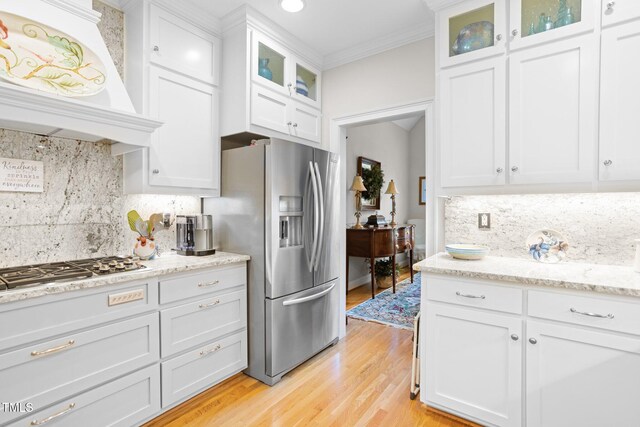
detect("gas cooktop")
(0, 256), (145, 291)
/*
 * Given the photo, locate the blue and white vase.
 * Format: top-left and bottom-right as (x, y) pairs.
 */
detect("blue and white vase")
(296, 75), (309, 97)
(258, 58), (273, 81)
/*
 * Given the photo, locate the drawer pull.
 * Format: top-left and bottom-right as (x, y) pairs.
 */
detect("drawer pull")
(30, 403), (76, 425)
(199, 299), (221, 310)
(200, 344), (222, 357)
(455, 291), (485, 300)
(198, 280), (220, 288)
(570, 308), (614, 319)
(31, 340), (75, 357)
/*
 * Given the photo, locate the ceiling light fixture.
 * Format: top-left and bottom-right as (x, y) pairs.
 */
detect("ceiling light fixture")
(280, 0), (305, 13)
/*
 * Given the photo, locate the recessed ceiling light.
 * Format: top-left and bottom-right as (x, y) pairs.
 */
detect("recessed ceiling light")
(280, 0), (305, 13)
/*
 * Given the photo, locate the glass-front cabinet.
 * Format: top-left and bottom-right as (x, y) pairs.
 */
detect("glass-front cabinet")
(510, 0), (595, 50)
(439, 0), (506, 67)
(252, 31), (321, 109)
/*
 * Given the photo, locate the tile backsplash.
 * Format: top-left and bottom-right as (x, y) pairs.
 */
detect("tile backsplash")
(445, 193), (640, 266)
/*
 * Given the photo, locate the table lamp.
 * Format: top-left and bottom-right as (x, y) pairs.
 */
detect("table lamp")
(350, 175), (367, 229)
(385, 179), (399, 227)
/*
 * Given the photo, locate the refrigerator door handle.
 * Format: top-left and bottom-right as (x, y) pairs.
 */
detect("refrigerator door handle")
(303, 165), (313, 267)
(308, 161), (320, 272)
(313, 162), (325, 271)
(282, 283), (336, 306)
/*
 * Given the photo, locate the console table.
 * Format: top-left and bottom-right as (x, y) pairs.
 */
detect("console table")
(346, 224), (415, 300)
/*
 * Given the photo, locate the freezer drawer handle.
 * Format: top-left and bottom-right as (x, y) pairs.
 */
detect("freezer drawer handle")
(570, 308), (614, 319)
(30, 403), (76, 425)
(31, 340), (75, 357)
(283, 283), (335, 306)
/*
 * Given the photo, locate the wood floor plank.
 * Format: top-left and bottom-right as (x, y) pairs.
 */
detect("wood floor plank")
(145, 318), (476, 427)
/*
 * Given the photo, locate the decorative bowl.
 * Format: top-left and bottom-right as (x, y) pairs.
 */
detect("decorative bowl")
(526, 229), (569, 263)
(445, 244), (490, 260)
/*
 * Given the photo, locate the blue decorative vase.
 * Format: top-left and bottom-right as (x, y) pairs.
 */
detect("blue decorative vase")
(258, 58), (272, 81)
(295, 75), (309, 97)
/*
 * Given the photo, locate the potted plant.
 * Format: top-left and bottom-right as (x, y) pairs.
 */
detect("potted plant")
(372, 257), (400, 289)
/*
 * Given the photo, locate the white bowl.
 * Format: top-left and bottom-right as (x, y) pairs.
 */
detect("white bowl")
(446, 244), (490, 260)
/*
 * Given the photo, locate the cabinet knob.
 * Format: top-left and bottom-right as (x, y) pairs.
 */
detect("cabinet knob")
(496, 167), (504, 174)
(153, 45), (160, 52)
(293, 123), (298, 128)
(529, 338), (537, 345)
(511, 334), (519, 341)
(512, 29), (519, 37)
(496, 34), (503, 41)
(607, 1), (615, 11)
(287, 121), (292, 126)
(603, 159), (613, 166)
(152, 169), (160, 174)
(511, 166), (519, 172)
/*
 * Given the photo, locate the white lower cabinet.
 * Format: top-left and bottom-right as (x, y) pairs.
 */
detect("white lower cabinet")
(423, 274), (640, 427)
(425, 304), (522, 427)
(526, 321), (640, 427)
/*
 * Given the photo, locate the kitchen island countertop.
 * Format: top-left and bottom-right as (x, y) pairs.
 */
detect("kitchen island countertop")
(414, 253), (640, 298)
(0, 252), (250, 305)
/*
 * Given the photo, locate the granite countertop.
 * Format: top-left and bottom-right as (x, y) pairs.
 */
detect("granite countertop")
(0, 252), (250, 305)
(414, 253), (640, 298)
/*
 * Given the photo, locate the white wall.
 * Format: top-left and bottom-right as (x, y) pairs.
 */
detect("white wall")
(346, 121), (411, 289)
(408, 116), (426, 220)
(323, 38), (436, 152)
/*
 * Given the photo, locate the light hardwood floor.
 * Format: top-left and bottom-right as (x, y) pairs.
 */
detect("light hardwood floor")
(145, 318), (476, 427)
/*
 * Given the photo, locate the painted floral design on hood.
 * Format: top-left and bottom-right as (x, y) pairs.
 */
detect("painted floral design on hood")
(0, 18), (10, 49)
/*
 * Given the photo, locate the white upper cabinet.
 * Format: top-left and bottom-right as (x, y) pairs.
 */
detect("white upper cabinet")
(509, 35), (596, 185)
(439, 0), (506, 68)
(509, 0), (596, 51)
(526, 320), (640, 427)
(149, 6), (220, 85)
(601, 0), (640, 28)
(440, 57), (506, 187)
(599, 20), (640, 181)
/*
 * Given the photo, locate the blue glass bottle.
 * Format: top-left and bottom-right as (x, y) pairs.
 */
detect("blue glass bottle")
(258, 58), (273, 81)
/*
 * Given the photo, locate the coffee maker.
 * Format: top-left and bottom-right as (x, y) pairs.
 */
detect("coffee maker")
(175, 214), (216, 256)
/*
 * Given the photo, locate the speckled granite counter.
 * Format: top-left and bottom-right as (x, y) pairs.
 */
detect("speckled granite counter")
(414, 253), (640, 298)
(0, 252), (250, 305)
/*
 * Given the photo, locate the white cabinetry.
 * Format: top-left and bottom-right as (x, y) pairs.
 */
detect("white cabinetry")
(123, 1), (221, 195)
(440, 57), (506, 187)
(220, 15), (323, 148)
(509, 35), (596, 185)
(599, 20), (640, 181)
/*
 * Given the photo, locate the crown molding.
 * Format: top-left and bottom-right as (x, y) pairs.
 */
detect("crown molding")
(423, 0), (467, 12)
(153, 0), (222, 36)
(323, 20), (435, 71)
(95, 0), (124, 11)
(41, 0), (102, 23)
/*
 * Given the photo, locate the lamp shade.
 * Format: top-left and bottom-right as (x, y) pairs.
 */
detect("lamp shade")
(350, 175), (367, 192)
(385, 179), (399, 195)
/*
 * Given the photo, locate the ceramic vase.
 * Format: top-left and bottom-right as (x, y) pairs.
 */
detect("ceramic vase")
(258, 58), (273, 81)
(134, 237), (157, 260)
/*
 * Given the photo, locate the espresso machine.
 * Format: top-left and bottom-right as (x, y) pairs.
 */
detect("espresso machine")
(175, 214), (216, 256)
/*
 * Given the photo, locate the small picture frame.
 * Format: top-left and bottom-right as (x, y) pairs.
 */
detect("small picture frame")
(418, 176), (426, 205)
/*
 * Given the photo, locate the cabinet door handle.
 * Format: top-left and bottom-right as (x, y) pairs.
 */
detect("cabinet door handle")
(287, 83), (292, 95)
(198, 280), (220, 288)
(496, 167), (504, 174)
(199, 299), (220, 310)
(607, 1), (615, 11)
(511, 166), (519, 172)
(455, 291), (485, 299)
(570, 308), (614, 319)
(293, 123), (298, 128)
(153, 45), (160, 52)
(512, 29), (519, 37)
(30, 403), (76, 425)
(200, 343), (221, 357)
(31, 340), (75, 357)
(152, 169), (160, 174)
(496, 34), (503, 41)
(511, 334), (519, 341)
(529, 338), (537, 345)
(287, 121), (293, 126)
(603, 159), (613, 166)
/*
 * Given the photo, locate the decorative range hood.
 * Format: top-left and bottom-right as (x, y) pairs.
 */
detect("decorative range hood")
(0, 0), (162, 154)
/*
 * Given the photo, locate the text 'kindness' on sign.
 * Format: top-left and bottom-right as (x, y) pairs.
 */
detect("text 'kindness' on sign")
(0, 157), (44, 193)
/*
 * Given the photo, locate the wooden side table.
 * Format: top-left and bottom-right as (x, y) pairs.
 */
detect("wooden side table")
(346, 224), (415, 300)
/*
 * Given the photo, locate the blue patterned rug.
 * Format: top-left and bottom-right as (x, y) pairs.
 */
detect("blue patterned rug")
(347, 274), (421, 330)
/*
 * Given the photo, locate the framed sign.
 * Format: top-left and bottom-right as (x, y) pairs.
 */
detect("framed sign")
(0, 157), (44, 193)
(419, 176), (426, 205)
(357, 156), (382, 210)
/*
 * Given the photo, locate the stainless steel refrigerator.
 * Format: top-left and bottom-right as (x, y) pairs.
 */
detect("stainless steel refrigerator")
(206, 138), (340, 385)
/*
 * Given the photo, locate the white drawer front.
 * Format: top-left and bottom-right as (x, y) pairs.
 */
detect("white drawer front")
(160, 289), (247, 357)
(528, 290), (640, 335)
(8, 365), (160, 427)
(161, 330), (247, 408)
(159, 265), (246, 304)
(425, 276), (523, 314)
(0, 279), (158, 352)
(0, 313), (159, 425)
